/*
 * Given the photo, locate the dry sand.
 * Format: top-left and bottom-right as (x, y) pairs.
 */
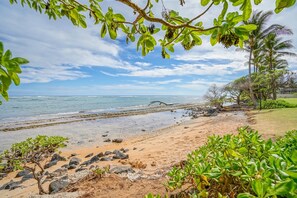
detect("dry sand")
(0, 111), (248, 198)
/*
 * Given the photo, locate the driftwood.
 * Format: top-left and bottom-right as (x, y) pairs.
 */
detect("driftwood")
(148, 101), (173, 106)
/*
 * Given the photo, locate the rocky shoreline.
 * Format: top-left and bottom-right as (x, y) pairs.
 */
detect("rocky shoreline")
(0, 110), (248, 198)
(0, 103), (202, 132)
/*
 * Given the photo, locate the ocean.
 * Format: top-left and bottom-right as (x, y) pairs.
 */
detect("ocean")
(0, 95), (202, 123)
(0, 95), (202, 151)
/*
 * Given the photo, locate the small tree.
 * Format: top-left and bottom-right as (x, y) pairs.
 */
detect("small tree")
(203, 84), (226, 109)
(0, 135), (68, 194)
(224, 77), (249, 106)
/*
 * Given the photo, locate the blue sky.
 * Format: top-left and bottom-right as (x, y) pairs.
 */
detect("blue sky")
(0, 0), (296, 96)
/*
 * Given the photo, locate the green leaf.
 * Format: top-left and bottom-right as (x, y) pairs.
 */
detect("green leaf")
(285, 170), (297, 179)
(0, 75), (12, 91)
(100, 24), (107, 38)
(108, 26), (117, 40)
(236, 24), (257, 31)
(0, 42), (3, 56)
(1, 90), (9, 101)
(254, 0), (262, 5)
(291, 150), (297, 163)
(268, 180), (297, 196)
(252, 180), (264, 197)
(241, 0), (252, 21)
(0, 68), (8, 77)
(3, 50), (12, 62)
(237, 193), (255, 198)
(11, 73), (20, 86)
(113, 13), (125, 22)
(11, 57), (29, 65)
(275, 0), (296, 13)
(201, 0), (211, 6)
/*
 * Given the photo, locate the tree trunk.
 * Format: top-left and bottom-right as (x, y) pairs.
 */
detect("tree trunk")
(248, 46), (257, 108)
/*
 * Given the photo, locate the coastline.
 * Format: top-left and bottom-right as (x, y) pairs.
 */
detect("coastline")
(0, 110), (249, 197)
(0, 103), (203, 153)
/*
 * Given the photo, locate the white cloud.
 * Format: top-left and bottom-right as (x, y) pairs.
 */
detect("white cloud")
(134, 62), (152, 67)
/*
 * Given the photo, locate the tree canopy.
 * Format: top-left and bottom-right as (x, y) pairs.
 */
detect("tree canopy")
(7, 0), (296, 58)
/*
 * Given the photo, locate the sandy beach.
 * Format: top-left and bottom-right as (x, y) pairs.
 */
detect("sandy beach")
(0, 108), (249, 198)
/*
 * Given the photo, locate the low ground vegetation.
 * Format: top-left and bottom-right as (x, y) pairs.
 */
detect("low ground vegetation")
(259, 99), (297, 109)
(147, 128), (297, 197)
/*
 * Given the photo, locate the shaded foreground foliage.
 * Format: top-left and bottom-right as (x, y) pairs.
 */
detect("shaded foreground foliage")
(147, 128), (297, 198)
(0, 135), (68, 194)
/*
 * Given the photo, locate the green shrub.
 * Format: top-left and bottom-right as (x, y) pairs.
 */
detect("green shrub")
(259, 99), (297, 109)
(148, 128), (297, 198)
(0, 135), (68, 194)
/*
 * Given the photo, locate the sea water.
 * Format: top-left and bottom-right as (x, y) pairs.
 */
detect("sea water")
(0, 95), (201, 123)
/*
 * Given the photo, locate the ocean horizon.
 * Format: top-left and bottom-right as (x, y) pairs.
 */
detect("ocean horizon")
(0, 95), (203, 123)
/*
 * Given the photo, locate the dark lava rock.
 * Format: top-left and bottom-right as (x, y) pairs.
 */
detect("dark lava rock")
(133, 147), (137, 150)
(52, 168), (67, 177)
(0, 180), (22, 190)
(51, 153), (66, 162)
(103, 138), (111, 142)
(102, 134), (108, 137)
(89, 156), (100, 164)
(70, 153), (77, 157)
(110, 166), (134, 174)
(85, 153), (94, 158)
(203, 108), (218, 117)
(69, 157), (81, 166)
(113, 150), (129, 160)
(141, 129), (146, 132)
(104, 151), (113, 155)
(44, 160), (58, 169)
(120, 148), (129, 153)
(68, 164), (77, 170)
(49, 179), (70, 194)
(81, 160), (91, 166)
(20, 173), (33, 182)
(100, 157), (112, 161)
(0, 173), (7, 180)
(15, 169), (30, 178)
(97, 152), (104, 157)
(112, 138), (123, 143)
(61, 164), (70, 169)
(75, 167), (87, 172)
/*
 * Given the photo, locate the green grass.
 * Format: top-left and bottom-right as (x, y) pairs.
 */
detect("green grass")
(279, 98), (297, 105)
(251, 108), (297, 136)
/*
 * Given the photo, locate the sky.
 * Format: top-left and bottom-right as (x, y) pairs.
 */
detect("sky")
(0, 0), (296, 96)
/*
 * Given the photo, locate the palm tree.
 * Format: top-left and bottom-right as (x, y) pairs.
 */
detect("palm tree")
(261, 33), (296, 99)
(242, 10), (292, 107)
